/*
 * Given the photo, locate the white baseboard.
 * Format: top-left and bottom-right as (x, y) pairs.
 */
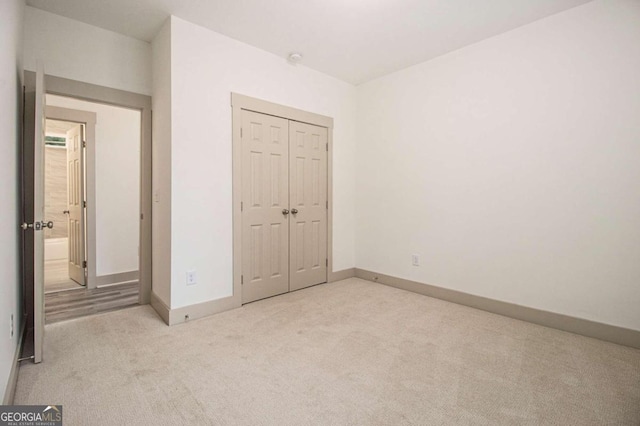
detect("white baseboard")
(354, 268), (640, 349)
(329, 268), (356, 282)
(3, 317), (26, 405)
(169, 295), (240, 325)
(150, 291), (241, 326)
(95, 270), (139, 287)
(150, 291), (170, 325)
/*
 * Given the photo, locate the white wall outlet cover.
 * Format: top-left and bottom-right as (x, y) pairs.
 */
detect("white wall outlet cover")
(186, 270), (197, 285)
(411, 254), (420, 266)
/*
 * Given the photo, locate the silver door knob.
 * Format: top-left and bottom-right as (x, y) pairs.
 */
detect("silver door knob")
(19, 221), (53, 230)
(282, 209), (289, 215)
(291, 208), (299, 214)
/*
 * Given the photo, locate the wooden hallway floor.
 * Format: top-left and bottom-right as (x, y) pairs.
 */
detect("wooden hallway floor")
(45, 282), (139, 324)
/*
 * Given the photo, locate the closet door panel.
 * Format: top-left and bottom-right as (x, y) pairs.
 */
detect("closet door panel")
(289, 121), (328, 291)
(241, 110), (290, 303)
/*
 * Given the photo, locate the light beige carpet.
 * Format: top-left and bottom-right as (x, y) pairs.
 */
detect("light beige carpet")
(14, 278), (640, 425)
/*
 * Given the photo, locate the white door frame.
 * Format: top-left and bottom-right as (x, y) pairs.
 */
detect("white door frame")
(45, 106), (96, 287)
(231, 93), (335, 304)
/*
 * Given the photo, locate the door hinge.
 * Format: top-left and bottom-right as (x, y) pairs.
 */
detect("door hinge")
(83, 200), (87, 208)
(241, 201), (243, 212)
(140, 213), (144, 220)
(240, 128), (243, 138)
(326, 201), (328, 209)
(83, 261), (87, 269)
(241, 275), (244, 285)
(326, 143), (328, 152)
(326, 259), (328, 267)
(82, 140), (86, 148)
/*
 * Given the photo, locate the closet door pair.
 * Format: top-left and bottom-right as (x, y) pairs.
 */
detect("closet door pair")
(241, 110), (327, 304)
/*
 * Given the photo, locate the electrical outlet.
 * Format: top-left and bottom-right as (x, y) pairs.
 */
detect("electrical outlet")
(186, 270), (197, 286)
(412, 254), (420, 266)
(10, 314), (14, 338)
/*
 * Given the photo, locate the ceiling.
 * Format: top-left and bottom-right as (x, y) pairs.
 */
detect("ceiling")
(26, 0), (593, 85)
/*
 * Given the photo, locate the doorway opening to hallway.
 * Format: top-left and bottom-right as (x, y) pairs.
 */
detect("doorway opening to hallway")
(43, 118), (85, 294)
(42, 95), (141, 324)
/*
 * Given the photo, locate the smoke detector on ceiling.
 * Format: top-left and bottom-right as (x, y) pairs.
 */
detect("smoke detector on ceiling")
(288, 52), (303, 63)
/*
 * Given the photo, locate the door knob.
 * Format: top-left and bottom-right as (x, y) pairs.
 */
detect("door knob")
(19, 221), (53, 231)
(282, 209), (289, 215)
(291, 208), (299, 214)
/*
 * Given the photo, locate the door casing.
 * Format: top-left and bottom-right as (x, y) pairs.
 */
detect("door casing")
(231, 93), (335, 305)
(23, 72), (152, 309)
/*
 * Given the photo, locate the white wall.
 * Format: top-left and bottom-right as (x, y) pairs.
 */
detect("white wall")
(47, 95), (141, 276)
(24, 6), (151, 95)
(151, 19), (172, 306)
(356, 0), (640, 331)
(165, 16), (357, 308)
(0, 0), (24, 402)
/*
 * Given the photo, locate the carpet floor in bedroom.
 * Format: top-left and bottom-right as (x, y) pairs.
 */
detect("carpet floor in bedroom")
(14, 278), (640, 425)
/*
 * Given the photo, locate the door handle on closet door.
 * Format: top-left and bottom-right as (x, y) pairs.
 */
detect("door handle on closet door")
(282, 209), (290, 216)
(291, 208), (298, 215)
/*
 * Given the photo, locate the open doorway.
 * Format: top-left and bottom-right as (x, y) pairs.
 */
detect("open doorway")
(43, 118), (85, 293)
(42, 95), (142, 323)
